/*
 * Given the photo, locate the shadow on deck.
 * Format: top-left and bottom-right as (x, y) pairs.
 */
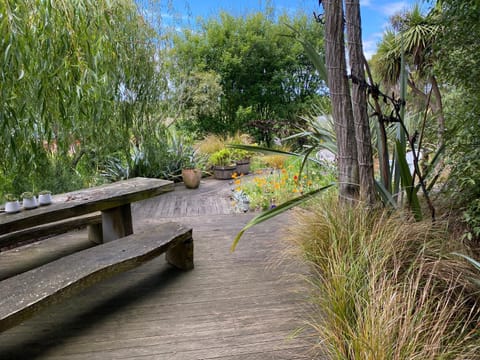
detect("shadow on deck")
(0, 178), (314, 359)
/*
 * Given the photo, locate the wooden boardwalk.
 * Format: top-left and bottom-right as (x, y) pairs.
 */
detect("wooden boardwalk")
(0, 178), (314, 359)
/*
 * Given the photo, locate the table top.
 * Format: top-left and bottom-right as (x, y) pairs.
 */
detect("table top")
(0, 177), (174, 235)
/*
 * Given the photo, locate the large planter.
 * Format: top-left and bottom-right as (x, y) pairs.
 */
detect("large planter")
(213, 165), (236, 180)
(235, 159), (250, 175)
(182, 168), (202, 189)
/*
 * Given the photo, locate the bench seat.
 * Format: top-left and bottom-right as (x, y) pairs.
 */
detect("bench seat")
(0, 212), (102, 251)
(0, 222), (193, 333)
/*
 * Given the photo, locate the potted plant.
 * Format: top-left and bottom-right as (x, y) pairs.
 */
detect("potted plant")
(232, 148), (251, 175)
(22, 192), (38, 210)
(38, 190), (53, 206)
(209, 148), (237, 180)
(181, 151), (202, 189)
(4, 194), (21, 214)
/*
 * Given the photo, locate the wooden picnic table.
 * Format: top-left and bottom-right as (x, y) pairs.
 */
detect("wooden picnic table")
(0, 177), (195, 333)
(0, 177), (174, 242)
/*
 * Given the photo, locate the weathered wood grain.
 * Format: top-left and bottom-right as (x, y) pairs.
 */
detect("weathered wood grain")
(0, 212), (102, 251)
(0, 222), (192, 333)
(0, 177), (174, 235)
(0, 178), (315, 359)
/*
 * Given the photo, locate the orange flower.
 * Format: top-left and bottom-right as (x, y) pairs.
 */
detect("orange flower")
(231, 172), (238, 179)
(234, 179), (241, 185)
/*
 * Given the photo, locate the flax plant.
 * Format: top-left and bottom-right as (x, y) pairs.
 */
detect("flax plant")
(289, 195), (480, 359)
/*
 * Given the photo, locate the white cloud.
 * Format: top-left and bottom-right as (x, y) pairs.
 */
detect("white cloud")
(363, 31), (383, 60)
(379, 1), (409, 17)
(361, 1), (410, 16)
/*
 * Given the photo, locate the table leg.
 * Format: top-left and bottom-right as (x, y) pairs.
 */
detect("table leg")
(88, 223), (103, 244)
(102, 204), (133, 242)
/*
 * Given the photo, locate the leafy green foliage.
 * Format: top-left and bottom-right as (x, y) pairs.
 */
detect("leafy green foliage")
(434, 1), (480, 238)
(462, 199), (480, 241)
(170, 12), (326, 140)
(435, 0), (480, 95)
(99, 125), (196, 183)
(208, 149), (235, 167)
(0, 0), (165, 194)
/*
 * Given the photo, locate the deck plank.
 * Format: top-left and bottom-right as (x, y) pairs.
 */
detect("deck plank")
(0, 178), (315, 359)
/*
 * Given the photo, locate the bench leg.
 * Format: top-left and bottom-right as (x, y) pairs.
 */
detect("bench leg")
(102, 204), (133, 242)
(166, 237), (194, 270)
(88, 223), (103, 244)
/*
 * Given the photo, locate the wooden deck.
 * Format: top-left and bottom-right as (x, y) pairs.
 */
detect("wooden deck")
(0, 178), (314, 359)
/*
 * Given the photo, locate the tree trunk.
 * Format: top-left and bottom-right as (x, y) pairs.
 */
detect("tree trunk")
(345, 0), (376, 205)
(323, 0), (359, 203)
(430, 75), (445, 150)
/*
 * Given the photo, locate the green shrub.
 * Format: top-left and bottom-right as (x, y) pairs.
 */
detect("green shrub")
(208, 149), (235, 167)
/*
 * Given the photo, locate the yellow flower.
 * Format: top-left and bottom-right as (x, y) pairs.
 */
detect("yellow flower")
(234, 179), (241, 185)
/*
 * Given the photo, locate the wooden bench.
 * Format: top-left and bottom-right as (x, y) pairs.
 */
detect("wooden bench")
(0, 222), (193, 333)
(0, 212), (102, 251)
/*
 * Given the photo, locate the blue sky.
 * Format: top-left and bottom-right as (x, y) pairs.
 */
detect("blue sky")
(136, 0), (418, 58)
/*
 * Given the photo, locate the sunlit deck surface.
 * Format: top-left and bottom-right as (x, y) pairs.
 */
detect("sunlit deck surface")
(0, 178), (314, 359)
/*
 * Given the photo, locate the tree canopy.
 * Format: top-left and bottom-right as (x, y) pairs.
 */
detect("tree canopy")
(0, 0), (164, 193)
(169, 11), (326, 141)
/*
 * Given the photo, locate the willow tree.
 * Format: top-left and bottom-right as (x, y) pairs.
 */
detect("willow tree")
(0, 0), (163, 194)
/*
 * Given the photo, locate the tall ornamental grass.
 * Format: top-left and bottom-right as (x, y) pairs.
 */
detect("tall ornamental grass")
(288, 195), (480, 359)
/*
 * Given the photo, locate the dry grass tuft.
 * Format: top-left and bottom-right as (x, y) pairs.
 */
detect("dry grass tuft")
(262, 154), (289, 169)
(194, 134), (226, 156)
(287, 195), (480, 359)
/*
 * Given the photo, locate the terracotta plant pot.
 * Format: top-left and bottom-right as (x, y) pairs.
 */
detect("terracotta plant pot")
(213, 165), (236, 180)
(182, 168), (202, 189)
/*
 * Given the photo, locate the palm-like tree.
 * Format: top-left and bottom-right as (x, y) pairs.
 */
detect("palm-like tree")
(372, 5), (444, 148)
